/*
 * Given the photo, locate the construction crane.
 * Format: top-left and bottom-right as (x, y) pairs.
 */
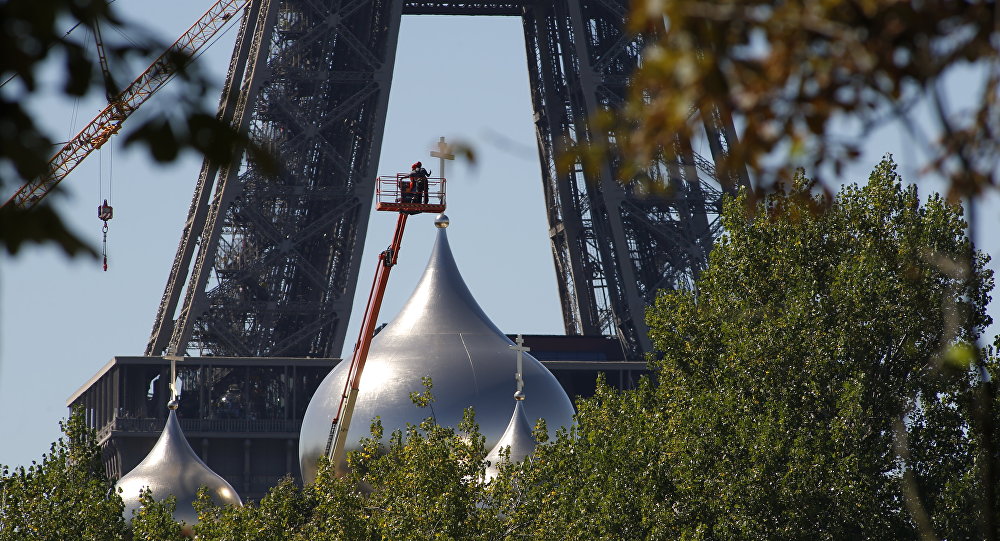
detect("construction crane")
(324, 172), (447, 474)
(2, 0), (249, 210)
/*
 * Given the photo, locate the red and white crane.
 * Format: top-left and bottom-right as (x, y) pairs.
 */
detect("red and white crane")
(3, 0), (249, 209)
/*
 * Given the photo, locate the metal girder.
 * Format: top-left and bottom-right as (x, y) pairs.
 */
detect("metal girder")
(147, 0), (275, 356)
(523, 4), (601, 339)
(150, 0), (745, 364)
(522, 0), (743, 360)
(147, 0), (403, 358)
(403, 1), (526, 15)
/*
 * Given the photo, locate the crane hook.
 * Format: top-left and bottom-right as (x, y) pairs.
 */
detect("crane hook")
(98, 199), (113, 271)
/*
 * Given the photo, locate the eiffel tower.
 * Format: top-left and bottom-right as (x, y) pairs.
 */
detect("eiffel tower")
(73, 0), (747, 499)
(143, 0), (747, 362)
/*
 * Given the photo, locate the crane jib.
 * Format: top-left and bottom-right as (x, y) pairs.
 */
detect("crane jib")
(2, 0), (250, 210)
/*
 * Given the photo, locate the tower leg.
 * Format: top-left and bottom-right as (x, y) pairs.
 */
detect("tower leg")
(149, 0), (404, 359)
(523, 0), (739, 359)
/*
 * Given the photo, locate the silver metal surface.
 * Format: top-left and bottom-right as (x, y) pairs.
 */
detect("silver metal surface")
(484, 398), (537, 482)
(299, 224), (575, 483)
(116, 410), (242, 528)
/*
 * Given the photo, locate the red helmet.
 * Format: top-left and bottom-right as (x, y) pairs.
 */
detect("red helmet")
(412, 161), (421, 169)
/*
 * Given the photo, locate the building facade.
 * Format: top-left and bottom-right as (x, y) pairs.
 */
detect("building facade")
(70, 339), (646, 500)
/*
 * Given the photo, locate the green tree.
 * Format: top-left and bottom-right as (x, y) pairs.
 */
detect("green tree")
(645, 157), (995, 539)
(343, 409), (490, 539)
(295, 459), (369, 540)
(496, 377), (674, 540)
(192, 385), (495, 540)
(0, 408), (126, 540)
(194, 478), (315, 541)
(130, 490), (186, 541)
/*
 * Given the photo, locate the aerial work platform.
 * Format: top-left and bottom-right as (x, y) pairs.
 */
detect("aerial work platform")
(323, 170), (447, 473)
(374, 174), (446, 214)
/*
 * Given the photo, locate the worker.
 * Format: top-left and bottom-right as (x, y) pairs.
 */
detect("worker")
(408, 161), (431, 204)
(397, 175), (414, 203)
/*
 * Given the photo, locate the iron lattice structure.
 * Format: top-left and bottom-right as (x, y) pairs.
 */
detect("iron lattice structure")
(146, 0), (747, 362)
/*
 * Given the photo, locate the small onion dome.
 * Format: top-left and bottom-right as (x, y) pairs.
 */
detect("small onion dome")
(484, 398), (537, 482)
(299, 219), (574, 483)
(116, 407), (241, 533)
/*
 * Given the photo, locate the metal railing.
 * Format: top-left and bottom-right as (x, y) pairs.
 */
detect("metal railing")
(97, 417), (302, 440)
(376, 175), (446, 207)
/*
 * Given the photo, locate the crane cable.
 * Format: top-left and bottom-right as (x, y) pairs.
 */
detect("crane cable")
(87, 10), (239, 272)
(98, 142), (114, 272)
(93, 18), (113, 272)
(0, 0), (125, 91)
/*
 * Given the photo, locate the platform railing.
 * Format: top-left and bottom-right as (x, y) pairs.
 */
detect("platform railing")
(375, 175), (446, 210)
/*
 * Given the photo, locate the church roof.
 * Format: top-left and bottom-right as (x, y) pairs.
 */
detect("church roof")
(484, 397), (537, 482)
(116, 403), (241, 531)
(299, 215), (574, 483)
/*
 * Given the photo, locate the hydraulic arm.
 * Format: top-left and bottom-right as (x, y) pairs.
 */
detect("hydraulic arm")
(324, 211), (408, 472)
(325, 173), (447, 474)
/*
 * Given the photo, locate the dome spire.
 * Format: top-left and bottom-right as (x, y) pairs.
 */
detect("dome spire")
(299, 216), (574, 483)
(167, 354), (180, 409)
(484, 334), (539, 482)
(116, 380), (241, 535)
(510, 334), (529, 401)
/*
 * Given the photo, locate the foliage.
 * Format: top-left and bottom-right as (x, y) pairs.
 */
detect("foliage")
(295, 459), (370, 540)
(496, 377), (674, 540)
(645, 156), (995, 539)
(408, 375), (438, 420)
(336, 390), (489, 539)
(0, 408), (126, 540)
(192, 384), (494, 540)
(0, 0), (247, 255)
(5, 160), (999, 538)
(624, 0), (999, 199)
(194, 479), (315, 541)
(130, 490), (186, 541)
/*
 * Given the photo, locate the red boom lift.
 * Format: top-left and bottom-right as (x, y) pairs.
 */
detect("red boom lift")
(323, 173), (447, 473)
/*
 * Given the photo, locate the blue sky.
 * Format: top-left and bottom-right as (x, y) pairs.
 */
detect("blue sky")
(1, 3), (997, 468)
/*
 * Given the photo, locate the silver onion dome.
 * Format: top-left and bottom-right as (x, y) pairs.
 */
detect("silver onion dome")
(116, 405), (241, 532)
(484, 398), (537, 482)
(299, 217), (575, 483)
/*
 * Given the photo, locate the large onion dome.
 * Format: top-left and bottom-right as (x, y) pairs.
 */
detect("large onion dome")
(484, 393), (537, 482)
(116, 401), (241, 533)
(299, 215), (574, 483)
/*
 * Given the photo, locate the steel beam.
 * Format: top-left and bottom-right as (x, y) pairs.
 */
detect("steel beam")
(522, 0), (738, 359)
(149, 0), (403, 358)
(152, 0), (742, 363)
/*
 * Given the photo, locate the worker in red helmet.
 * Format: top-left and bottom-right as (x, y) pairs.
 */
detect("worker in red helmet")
(398, 162), (417, 204)
(408, 161), (431, 206)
